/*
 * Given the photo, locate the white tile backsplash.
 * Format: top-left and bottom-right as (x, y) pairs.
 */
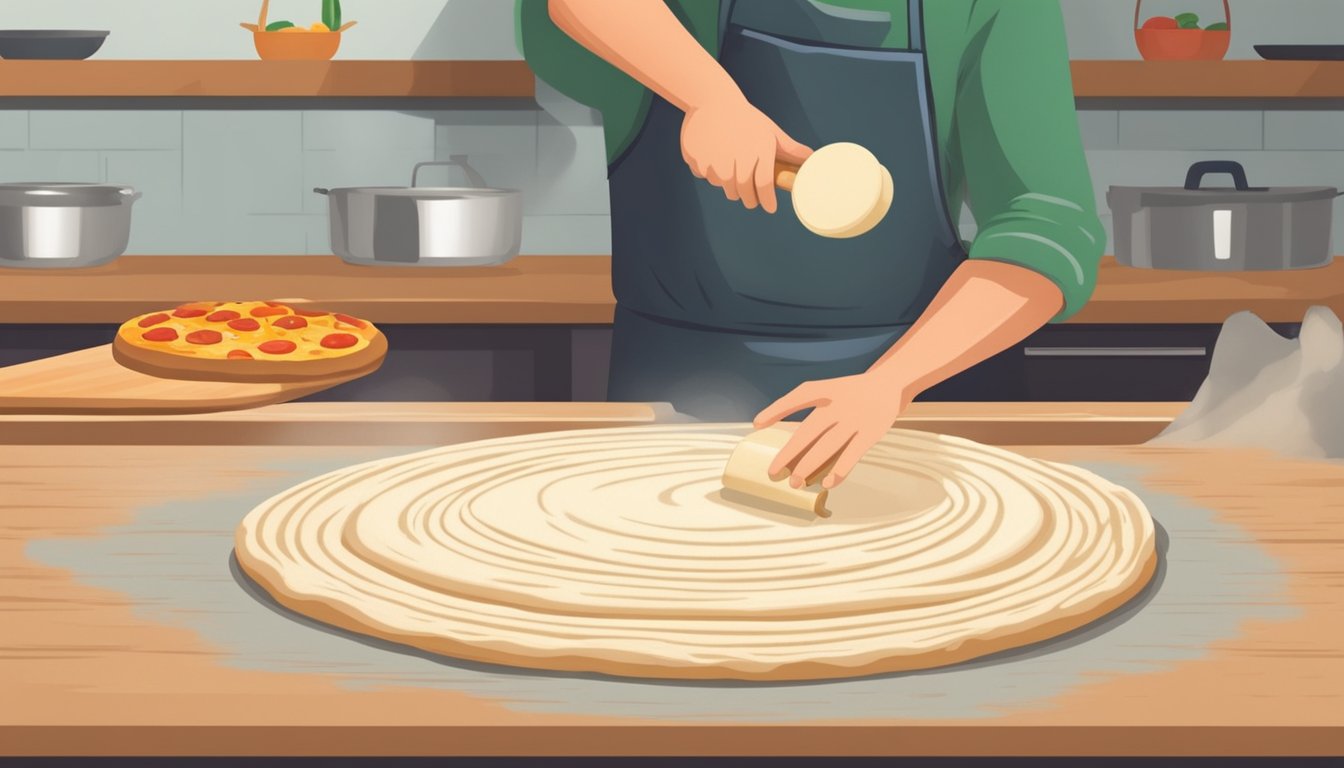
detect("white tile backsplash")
(0, 112), (28, 150)
(30, 111), (181, 151)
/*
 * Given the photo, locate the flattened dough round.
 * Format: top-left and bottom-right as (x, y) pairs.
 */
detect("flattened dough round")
(791, 142), (889, 238)
(235, 425), (1157, 682)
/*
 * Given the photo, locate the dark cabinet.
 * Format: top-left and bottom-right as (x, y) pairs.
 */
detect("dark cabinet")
(920, 323), (1300, 403)
(0, 322), (1300, 405)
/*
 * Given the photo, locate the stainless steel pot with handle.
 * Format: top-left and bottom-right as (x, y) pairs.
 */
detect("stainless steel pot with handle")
(1109, 161), (1341, 271)
(0, 183), (141, 269)
(314, 156), (523, 267)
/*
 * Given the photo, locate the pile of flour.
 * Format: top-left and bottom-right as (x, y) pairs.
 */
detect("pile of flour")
(1152, 306), (1344, 459)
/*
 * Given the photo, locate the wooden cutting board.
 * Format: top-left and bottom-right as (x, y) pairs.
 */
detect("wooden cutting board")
(0, 345), (366, 415)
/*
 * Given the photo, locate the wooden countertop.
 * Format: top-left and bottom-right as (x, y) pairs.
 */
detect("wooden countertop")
(0, 60), (534, 99)
(1070, 60), (1344, 100)
(0, 401), (1185, 446)
(1, 255), (1340, 326)
(0, 60), (1338, 102)
(1, 402), (1340, 757)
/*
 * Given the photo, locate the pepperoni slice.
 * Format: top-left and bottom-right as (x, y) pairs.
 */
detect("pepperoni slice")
(293, 309), (329, 318)
(228, 318), (261, 332)
(321, 333), (359, 350)
(264, 301), (289, 308)
(272, 315), (308, 330)
(141, 327), (178, 342)
(259, 340), (298, 355)
(137, 313), (170, 328)
(207, 310), (241, 323)
(333, 313), (367, 329)
(227, 349), (254, 360)
(186, 330), (223, 346)
(251, 306), (289, 318)
(173, 307), (209, 319)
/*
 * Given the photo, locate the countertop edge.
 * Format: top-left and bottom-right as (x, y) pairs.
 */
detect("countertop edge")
(0, 255), (1338, 326)
(2, 724), (1339, 758)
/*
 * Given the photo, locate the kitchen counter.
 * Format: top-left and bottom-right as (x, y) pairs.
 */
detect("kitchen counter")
(0, 60), (534, 100)
(2, 402), (1341, 758)
(0, 255), (1340, 326)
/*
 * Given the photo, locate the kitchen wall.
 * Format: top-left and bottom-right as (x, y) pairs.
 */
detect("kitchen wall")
(0, 0), (1341, 255)
(1052, 0), (1344, 255)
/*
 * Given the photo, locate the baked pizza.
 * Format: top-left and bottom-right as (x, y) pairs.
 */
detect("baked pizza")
(113, 301), (387, 383)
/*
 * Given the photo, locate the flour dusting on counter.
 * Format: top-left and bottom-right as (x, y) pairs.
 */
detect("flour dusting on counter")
(1154, 306), (1344, 459)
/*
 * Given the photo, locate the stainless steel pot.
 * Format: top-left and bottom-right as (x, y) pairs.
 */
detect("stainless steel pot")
(1109, 161), (1340, 271)
(314, 157), (523, 267)
(0, 183), (140, 268)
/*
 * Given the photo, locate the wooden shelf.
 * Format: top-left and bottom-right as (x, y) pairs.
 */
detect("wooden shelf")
(0, 255), (1338, 326)
(0, 60), (534, 99)
(0, 59), (1339, 102)
(1071, 60), (1344, 100)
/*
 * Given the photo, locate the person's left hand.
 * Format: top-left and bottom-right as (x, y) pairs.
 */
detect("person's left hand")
(753, 371), (913, 490)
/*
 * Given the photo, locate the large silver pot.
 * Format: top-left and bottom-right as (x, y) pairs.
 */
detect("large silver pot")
(0, 183), (140, 268)
(1109, 161), (1341, 271)
(315, 157), (522, 267)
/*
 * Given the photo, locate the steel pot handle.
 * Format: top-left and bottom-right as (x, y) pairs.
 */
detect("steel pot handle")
(412, 157), (488, 189)
(1185, 161), (1250, 191)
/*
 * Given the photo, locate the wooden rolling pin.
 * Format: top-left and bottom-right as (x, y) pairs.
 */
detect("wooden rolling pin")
(773, 142), (894, 239)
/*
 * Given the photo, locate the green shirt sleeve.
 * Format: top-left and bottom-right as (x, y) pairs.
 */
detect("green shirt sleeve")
(515, 0), (718, 163)
(953, 0), (1106, 322)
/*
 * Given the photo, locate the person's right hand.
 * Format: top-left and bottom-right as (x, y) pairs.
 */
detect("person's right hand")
(680, 93), (813, 214)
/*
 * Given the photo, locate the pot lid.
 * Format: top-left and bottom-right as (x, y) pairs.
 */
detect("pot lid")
(1126, 185), (1339, 206)
(0, 183), (137, 207)
(324, 186), (518, 199)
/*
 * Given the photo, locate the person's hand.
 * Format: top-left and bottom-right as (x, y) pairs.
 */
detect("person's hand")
(681, 93), (812, 214)
(753, 372), (913, 489)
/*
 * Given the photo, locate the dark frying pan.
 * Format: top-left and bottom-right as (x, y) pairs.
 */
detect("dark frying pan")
(0, 30), (109, 60)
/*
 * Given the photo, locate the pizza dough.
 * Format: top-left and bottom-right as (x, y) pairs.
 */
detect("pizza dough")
(722, 425), (834, 517)
(780, 142), (894, 238)
(114, 301), (386, 383)
(235, 425), (1157, 682)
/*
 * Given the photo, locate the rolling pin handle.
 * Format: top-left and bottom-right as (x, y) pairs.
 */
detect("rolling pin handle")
(775, 162), (800, 192)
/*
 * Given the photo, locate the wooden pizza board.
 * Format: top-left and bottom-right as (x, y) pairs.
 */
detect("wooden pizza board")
(0, 345), (372, 415)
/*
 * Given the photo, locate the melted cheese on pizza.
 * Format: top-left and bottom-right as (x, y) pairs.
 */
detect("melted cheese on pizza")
(117, 301), (379, 361)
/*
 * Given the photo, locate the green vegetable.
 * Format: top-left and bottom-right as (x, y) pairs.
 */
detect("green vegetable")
(1174, 12), (1200, 27)
(265, 20), (295, 31)
(322, 0), (342, 31)
(1205, 21), (1229, 31)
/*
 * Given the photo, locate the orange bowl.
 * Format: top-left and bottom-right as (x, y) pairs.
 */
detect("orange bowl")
(253, 30), (341, 61)
(1135, 29), (1230, 61)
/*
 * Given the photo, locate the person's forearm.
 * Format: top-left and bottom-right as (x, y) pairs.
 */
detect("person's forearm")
(868, 261), (1064, 398)
(548, 0), (738, 112)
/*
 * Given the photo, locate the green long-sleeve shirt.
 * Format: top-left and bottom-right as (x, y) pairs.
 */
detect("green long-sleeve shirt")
(516, 0), (1104, 321)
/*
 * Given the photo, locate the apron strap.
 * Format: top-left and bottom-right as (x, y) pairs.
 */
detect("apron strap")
(908, 0), (924, 52)
(718, 0), (737, 53)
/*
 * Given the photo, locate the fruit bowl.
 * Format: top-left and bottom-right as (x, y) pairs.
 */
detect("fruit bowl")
(243, 0), (354, 62)
(249, 28), (343, 61)
(1135, 0), (1231, 61)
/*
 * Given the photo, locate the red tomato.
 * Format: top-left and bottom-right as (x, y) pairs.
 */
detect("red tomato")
(1142, 16), (1179, 30)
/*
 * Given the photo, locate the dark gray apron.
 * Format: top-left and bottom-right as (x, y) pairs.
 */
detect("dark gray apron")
(606, 0), (967, 420)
